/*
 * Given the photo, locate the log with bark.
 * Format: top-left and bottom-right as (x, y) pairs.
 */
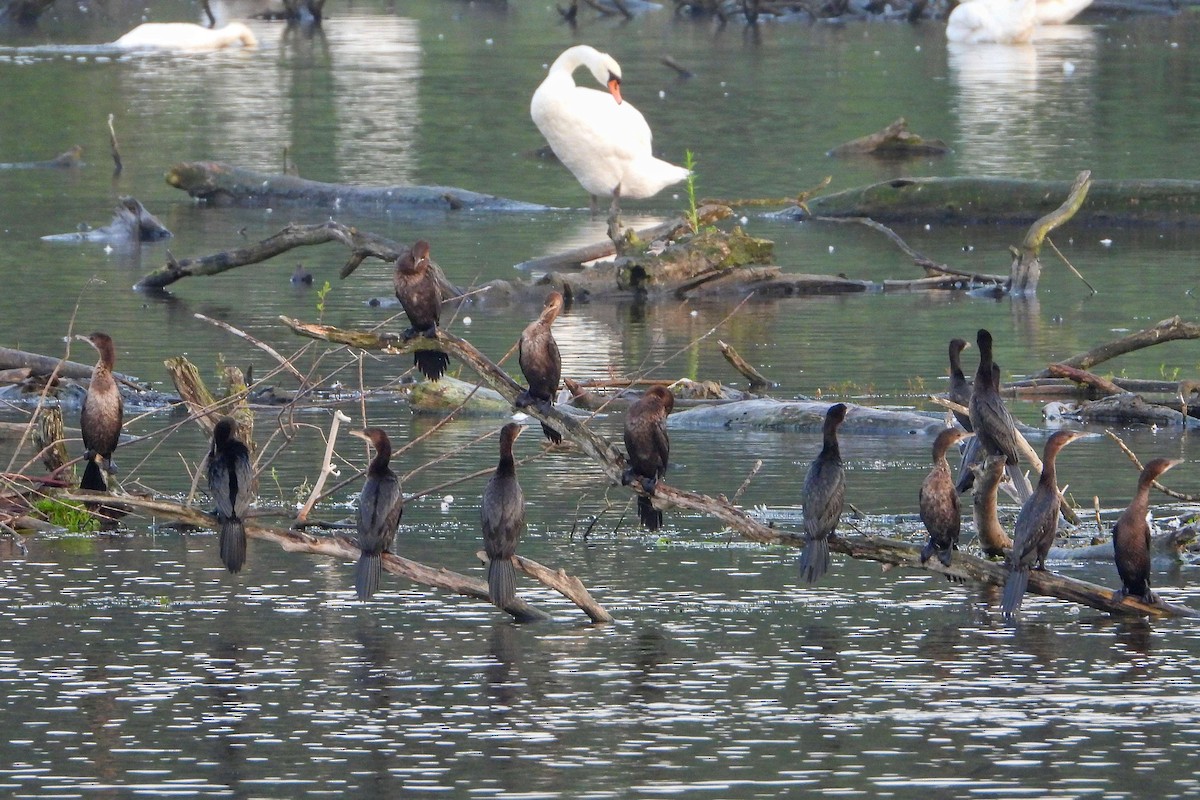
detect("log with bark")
(165, 161), (555, 213)
(1029, 316), (1200, 378)
(826, 117), (951, 158)
(282, 316), (1199, 618)
(783, 175), (1200, 226)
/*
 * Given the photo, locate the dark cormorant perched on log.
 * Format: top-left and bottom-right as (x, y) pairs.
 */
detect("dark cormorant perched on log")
(622, 385), (674, 531)
(920, 427), (971, 568)
(1001, 429), (1085, 616)
(1112, 457), (1182, 605)
(947, 338), (973, 431)
(349, 428), (404, 600)
(206, 417), (254, 573)
(965, 329), (1032, 501)
(482, 423), (526, 607)
(393, 239), (450, 381)
(799, 403), (848, 585)
(517, 291), (565, 444)
(76, 332), (123, 493)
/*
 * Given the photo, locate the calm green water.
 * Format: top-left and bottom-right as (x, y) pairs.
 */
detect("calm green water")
(2, 1), (1200, 797)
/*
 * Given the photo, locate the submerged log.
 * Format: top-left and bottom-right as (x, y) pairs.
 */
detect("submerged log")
(0, 145), (83, 170)
(668, 398), (948, 434)
(0, 345), (143, 385)
(408, 375), (512, 416)
(166, 161), (554, 213)
(41, 196), (171, 244)
(282, 316), (1200, 618)
(1009, 171), (1092, 295)
(785, 176), (1200, 226)
(826, 118), (951, 158)
(1047, 527), (1195, 562)
(1070, 393), (1200, 428)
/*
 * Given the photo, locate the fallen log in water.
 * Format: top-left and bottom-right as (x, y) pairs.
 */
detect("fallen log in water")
(54, 491), (611, 624)
(0, 145), (84, 170)
(0, 345), (144, 386)
(42, 196), (171, 244)
(668, 398), (948, 434)
(166, 161), (555, 213)
(1030, 315), (1200, 378)
(1047, 527), (1196, 563)
(826, 117), (951, 158)
(282, 316), (1199, 618)
(783, 176), (1200, 226)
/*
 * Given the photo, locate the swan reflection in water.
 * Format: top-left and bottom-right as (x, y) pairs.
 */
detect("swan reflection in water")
(948, 25), (1098, 177)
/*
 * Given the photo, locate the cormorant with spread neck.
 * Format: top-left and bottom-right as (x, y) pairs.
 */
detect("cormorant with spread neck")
(517, 291), (565, 444)
(622, 385), (674, 531)
(207, 417), (254, 573)
(349, 428), (404, 600)
(1001, 429), (1085, 616)
(920, 427), (972, 568)
(393, 239), (450, 381)
(482, 423), (526, 607)
(76, 332), (123, 493)
(800, 403), (848, 585)
(1113, 457), (1182, 604)
(966, 329), (1032, 501)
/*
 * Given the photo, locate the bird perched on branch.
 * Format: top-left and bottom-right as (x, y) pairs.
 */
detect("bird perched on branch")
(517, 291), (565, 445)
(207, 417), (254, 574)
(623, 385), (674, 531)
(531, 45), (689, 238)
(76, 331), (123, 494)
(349, 428), (404, 601)
(1112, 457), (1182, 605)
(482, 423), (526, 608)
(920, 427), (972, 569)
(800, 403), (848, 585)
(1001, 429), (1085, 616)
(966, 329), (1032, 500)
(393, 239), (450, 381)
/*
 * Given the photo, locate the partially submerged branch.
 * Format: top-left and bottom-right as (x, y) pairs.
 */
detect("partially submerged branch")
(1030, 315), (1200, 378)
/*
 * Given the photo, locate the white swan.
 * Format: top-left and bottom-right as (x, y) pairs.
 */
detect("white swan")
(1034, 0), (1093, 25)
(113, 22), (259, 52)
(530, 45), (688, 233)
(945, 0), (1038, 43)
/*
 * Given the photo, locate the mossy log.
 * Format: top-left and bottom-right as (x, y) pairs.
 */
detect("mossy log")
(408, 375), (513, 416)
(282, 316), (1199, 618)
(786, 176), (1200, 226)
(165, 161), (555, 213)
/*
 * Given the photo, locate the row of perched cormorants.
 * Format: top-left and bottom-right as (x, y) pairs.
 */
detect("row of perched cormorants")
(70, 253), (1176, 614)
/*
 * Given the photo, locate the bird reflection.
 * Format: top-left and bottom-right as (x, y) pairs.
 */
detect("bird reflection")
(207, 640), (250, 799)
(630, 626), (671, 697)
(484, 622), (524, 710)
(948, 26), (1098, 177)
(1011, 621), (1061, 663)
(1114, 619), (1153, 658)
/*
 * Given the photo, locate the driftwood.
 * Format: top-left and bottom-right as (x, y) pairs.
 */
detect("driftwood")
(54, 491), (609, 624)
(718, 340), (774, 390)
(668, 398), (949, 434)
(1030, 316), (1200, 378)
(165, 161), (554, 213)
(0, 145), (83, 170)
(1046, 363), (1126, 397)
(1009, 171), (1092, 295)
(281, 316), (1197, 618)
(41, 196), (171, 244)
(1048, 527), (1195, 562)
(785, 176), (1200, 226)
(1072, 394), (1200, 428)
(826, 118), (951, 158)
(0, 345), (143, 386)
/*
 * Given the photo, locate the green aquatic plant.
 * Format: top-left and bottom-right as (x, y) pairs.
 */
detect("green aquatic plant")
(684, 150), (699, 233)
(34, 498), (100, 534)
(316, 280), (332, 321)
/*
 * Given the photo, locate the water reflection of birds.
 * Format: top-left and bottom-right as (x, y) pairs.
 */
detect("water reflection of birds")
(531, 45), (689, 237)
(484, 623), (524, 709)
(799, 403), (848, 585)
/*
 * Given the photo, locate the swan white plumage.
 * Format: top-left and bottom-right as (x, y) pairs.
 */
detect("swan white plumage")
(945, 0), (1038, 43)
(113, 22), (259, 52)
(530, 45), (688, 234)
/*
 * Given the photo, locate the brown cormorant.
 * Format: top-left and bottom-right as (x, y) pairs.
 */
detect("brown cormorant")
(393, 239), (450, 381)
(1113, 457), (1182, 604)
(482, 423), (526, 607)
(971, 454), (1013, 558)
(76, 332), (123, 493)
(206, 417), (254, 573)
(1001, 429), (1084, 616)
(966, 329), (1032, 500)
(517, 291), (565, 444)
(349, 428), (404, 600)
(622, 385), (674, 531)
(920, 427), (972, 568)
(799, 403), (848, 585)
